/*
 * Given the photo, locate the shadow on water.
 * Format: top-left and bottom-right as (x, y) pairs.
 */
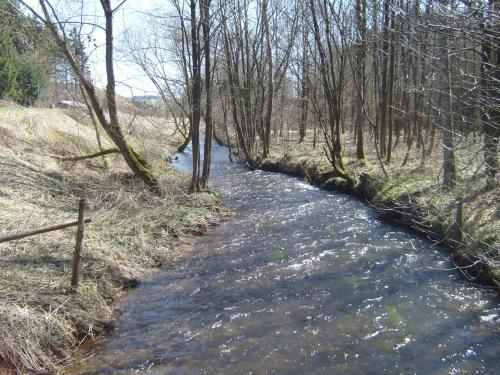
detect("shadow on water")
(70, 144), (499, 374)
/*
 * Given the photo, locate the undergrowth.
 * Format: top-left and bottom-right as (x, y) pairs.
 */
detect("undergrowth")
(265, 134), (499, 288)
(0, 107), (225, 373)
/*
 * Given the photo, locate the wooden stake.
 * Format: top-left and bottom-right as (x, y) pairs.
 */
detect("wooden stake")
(71, 199), (86, 292)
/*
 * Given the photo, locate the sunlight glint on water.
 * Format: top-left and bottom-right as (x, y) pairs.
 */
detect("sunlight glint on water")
(70, 144), (499, 374)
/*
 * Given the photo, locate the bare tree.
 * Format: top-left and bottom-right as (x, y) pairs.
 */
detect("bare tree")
(354, 0), (367, 160)
(262, 0), (273, 158)
(480, 0), (499, 186)
(436, 1), (457, 190)
(298, 30), (309, 143)
(308, 0), (354, 183)
(189, 0), (202, 192)
(200, 0), (213, 188)
(18, 0), (160, 192)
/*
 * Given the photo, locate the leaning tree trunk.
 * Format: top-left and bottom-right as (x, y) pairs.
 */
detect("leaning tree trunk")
(177, 120), (192, 153)
(78, 84), (108, 168)
(102, 2), (159, 191)
(36, 0), (159, 192)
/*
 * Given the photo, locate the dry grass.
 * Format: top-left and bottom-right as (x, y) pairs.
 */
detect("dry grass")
(0, 107), (225, 373)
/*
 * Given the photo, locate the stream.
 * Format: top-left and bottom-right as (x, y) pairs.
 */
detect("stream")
(71, 144), (499, 374)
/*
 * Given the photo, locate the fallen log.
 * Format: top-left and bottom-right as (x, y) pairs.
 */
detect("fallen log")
(52, 148), (119, 162)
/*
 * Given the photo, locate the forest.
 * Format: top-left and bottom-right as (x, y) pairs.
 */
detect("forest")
(0, 0), (498, 373)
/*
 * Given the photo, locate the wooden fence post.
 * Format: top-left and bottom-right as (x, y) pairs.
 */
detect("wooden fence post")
(71, 199), (86, 292)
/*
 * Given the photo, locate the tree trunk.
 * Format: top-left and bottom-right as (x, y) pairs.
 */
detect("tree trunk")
(386, 6), (395, 163)
(262, 0), (273, 158)
(379, 0), (391, 158)
(354, 0), (366, 160)
(177, 121), (192, 153)
(78, 84), (108, 168)
(299, 23), (309, 143)
(200, 0), (213, 188)
(437, 25), (457, 190)
(221, 14), (254, 167)
(190, 0), (201, 193)
(481, 0), (499, 186)
(37, 0), (160, 192)
(102, 3), (159, 192)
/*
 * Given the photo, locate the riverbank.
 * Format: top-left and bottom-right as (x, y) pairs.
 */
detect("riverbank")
(0, 107), (226, 373)
(258, 142), (499, 291)
(55, 140), (500, 374)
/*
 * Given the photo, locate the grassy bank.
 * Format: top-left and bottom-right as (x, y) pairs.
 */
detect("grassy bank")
(0, 107), (225, 373)
(256, 133), (499, 290)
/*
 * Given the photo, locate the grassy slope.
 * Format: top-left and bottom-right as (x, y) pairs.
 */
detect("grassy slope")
(0, 107), (225, 373)
(260, 133), (499, 288)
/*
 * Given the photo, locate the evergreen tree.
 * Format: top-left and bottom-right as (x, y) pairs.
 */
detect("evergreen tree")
(0, 0), (50, 105)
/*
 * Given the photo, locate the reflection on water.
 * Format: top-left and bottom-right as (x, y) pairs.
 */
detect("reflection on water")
(71, 145), (499, 374)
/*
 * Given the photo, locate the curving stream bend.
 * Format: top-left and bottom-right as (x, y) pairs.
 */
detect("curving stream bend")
(71, 144), (499, 374)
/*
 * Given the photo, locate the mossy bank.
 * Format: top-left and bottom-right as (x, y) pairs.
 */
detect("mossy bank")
(259, 154), (499, 291)
(0, 106), (226, 373)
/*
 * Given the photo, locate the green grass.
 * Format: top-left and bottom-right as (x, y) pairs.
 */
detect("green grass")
(0, 107), (22, 113)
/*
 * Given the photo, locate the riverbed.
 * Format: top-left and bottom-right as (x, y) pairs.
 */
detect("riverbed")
(70, 144), (499, 374)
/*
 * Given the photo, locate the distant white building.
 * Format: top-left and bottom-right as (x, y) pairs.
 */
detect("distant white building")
(53, 101), (87, 109)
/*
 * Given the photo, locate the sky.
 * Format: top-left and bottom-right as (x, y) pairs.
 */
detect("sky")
(22, 0), (168, 97)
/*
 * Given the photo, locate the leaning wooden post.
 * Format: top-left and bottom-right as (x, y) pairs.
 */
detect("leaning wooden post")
(71, 199), (86, 292)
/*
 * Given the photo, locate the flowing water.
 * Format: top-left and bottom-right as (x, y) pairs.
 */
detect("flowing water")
(72, 144), (499, 374)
